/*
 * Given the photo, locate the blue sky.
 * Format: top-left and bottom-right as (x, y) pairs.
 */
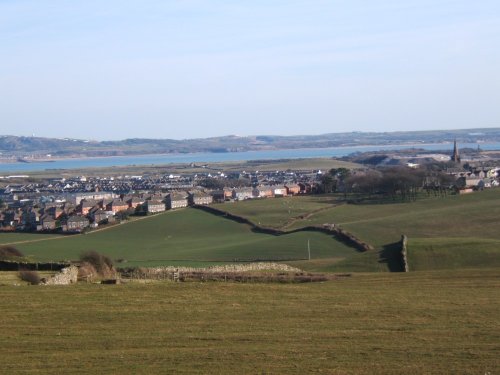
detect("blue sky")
(1, 0), (499, 140)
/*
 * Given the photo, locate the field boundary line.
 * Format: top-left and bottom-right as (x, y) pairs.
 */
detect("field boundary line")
(193, 205), (374, 252)
(281, 204), (342, 230)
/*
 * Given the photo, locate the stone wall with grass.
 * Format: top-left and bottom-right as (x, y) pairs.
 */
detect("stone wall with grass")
(136, 262), (301, 276)
(42, 266), (79, 285)
(120, 262), (335, 283)
(194, 205), (374, 252)
(401, 235), (409, 272)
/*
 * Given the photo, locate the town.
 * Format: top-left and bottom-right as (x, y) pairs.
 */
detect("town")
(1, 145), (499, 234)
(0, 168), (313, 232)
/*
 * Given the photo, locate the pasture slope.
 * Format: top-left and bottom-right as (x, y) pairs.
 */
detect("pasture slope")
(2, 189), (500, 271)
(0, 269), (498, 374)
(11, 209), (362, 269)
(215, 190), (500, 271)
(0, 232), (62, 245)
(2, 191), (499, 373)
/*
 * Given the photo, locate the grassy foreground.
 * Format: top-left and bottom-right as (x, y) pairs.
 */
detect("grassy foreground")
(0, 269), (498, 374)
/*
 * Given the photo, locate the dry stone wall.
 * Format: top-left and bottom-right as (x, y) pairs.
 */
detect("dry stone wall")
(42, 266), (79, 285)
(401, 235), (409, 272)
(194, 205), (374, 252)
(151, 262), (300, 274)
(128, 262), (301, 279)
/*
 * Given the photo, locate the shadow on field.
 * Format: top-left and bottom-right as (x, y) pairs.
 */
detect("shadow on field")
(378, 242), (405, 272)
(315, 198), (338, 205)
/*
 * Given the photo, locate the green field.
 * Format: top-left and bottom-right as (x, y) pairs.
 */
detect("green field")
(3, 190), (499, 373)
(213, 195), (338, 228)
(14, 209), (359, 268)
(289, 190), (500, 243)
(4, 189), (500, 272)
(407, 237), (500, 271)
(215, 189), (500, 271)
(0, 232), (62, 245)
(0, 269), (498, 374)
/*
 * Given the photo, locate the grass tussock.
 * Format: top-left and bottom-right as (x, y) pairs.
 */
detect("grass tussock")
(78, 251), (116, 280)
(18, 269), (41, 285)
(0, 245), (24, 260)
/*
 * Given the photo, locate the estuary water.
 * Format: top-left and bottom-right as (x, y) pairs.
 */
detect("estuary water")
(1, 142), (499, 173)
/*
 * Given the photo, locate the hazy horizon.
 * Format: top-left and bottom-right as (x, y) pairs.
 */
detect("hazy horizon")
(1, 1), (499, 140)
(2, 126), (500, 143)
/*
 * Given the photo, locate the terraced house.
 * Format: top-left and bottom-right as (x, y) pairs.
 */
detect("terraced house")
(146, 200), (165, 213)
(39, 214), (56, 231)
(273, 186), (288, 197)
(252, 186), (274, 198)
(188, 191), (213, 205)
(79, 199), (98, 215)
(285, 184), (301, 195)
(232, 188), (254, 200)
(106, 199), (129, 214)
(126, 196), (144, 209)
(166, 192), (189, 209)
(65, 215), (89, 232)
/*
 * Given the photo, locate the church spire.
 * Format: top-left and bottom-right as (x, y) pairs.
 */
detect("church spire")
(451, 139), (461, 163)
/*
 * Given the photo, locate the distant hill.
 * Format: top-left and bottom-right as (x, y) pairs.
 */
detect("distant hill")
(1, 128), (500, 158)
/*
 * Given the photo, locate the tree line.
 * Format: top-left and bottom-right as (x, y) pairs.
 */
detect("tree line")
(319, 165), (455, 201)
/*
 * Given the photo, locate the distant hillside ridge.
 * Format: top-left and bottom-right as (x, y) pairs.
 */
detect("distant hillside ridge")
(1, 128), (500, 157)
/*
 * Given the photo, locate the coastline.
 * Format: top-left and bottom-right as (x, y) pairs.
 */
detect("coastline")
(1, 141), (499, 174)
(0, 141), (474, 165)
